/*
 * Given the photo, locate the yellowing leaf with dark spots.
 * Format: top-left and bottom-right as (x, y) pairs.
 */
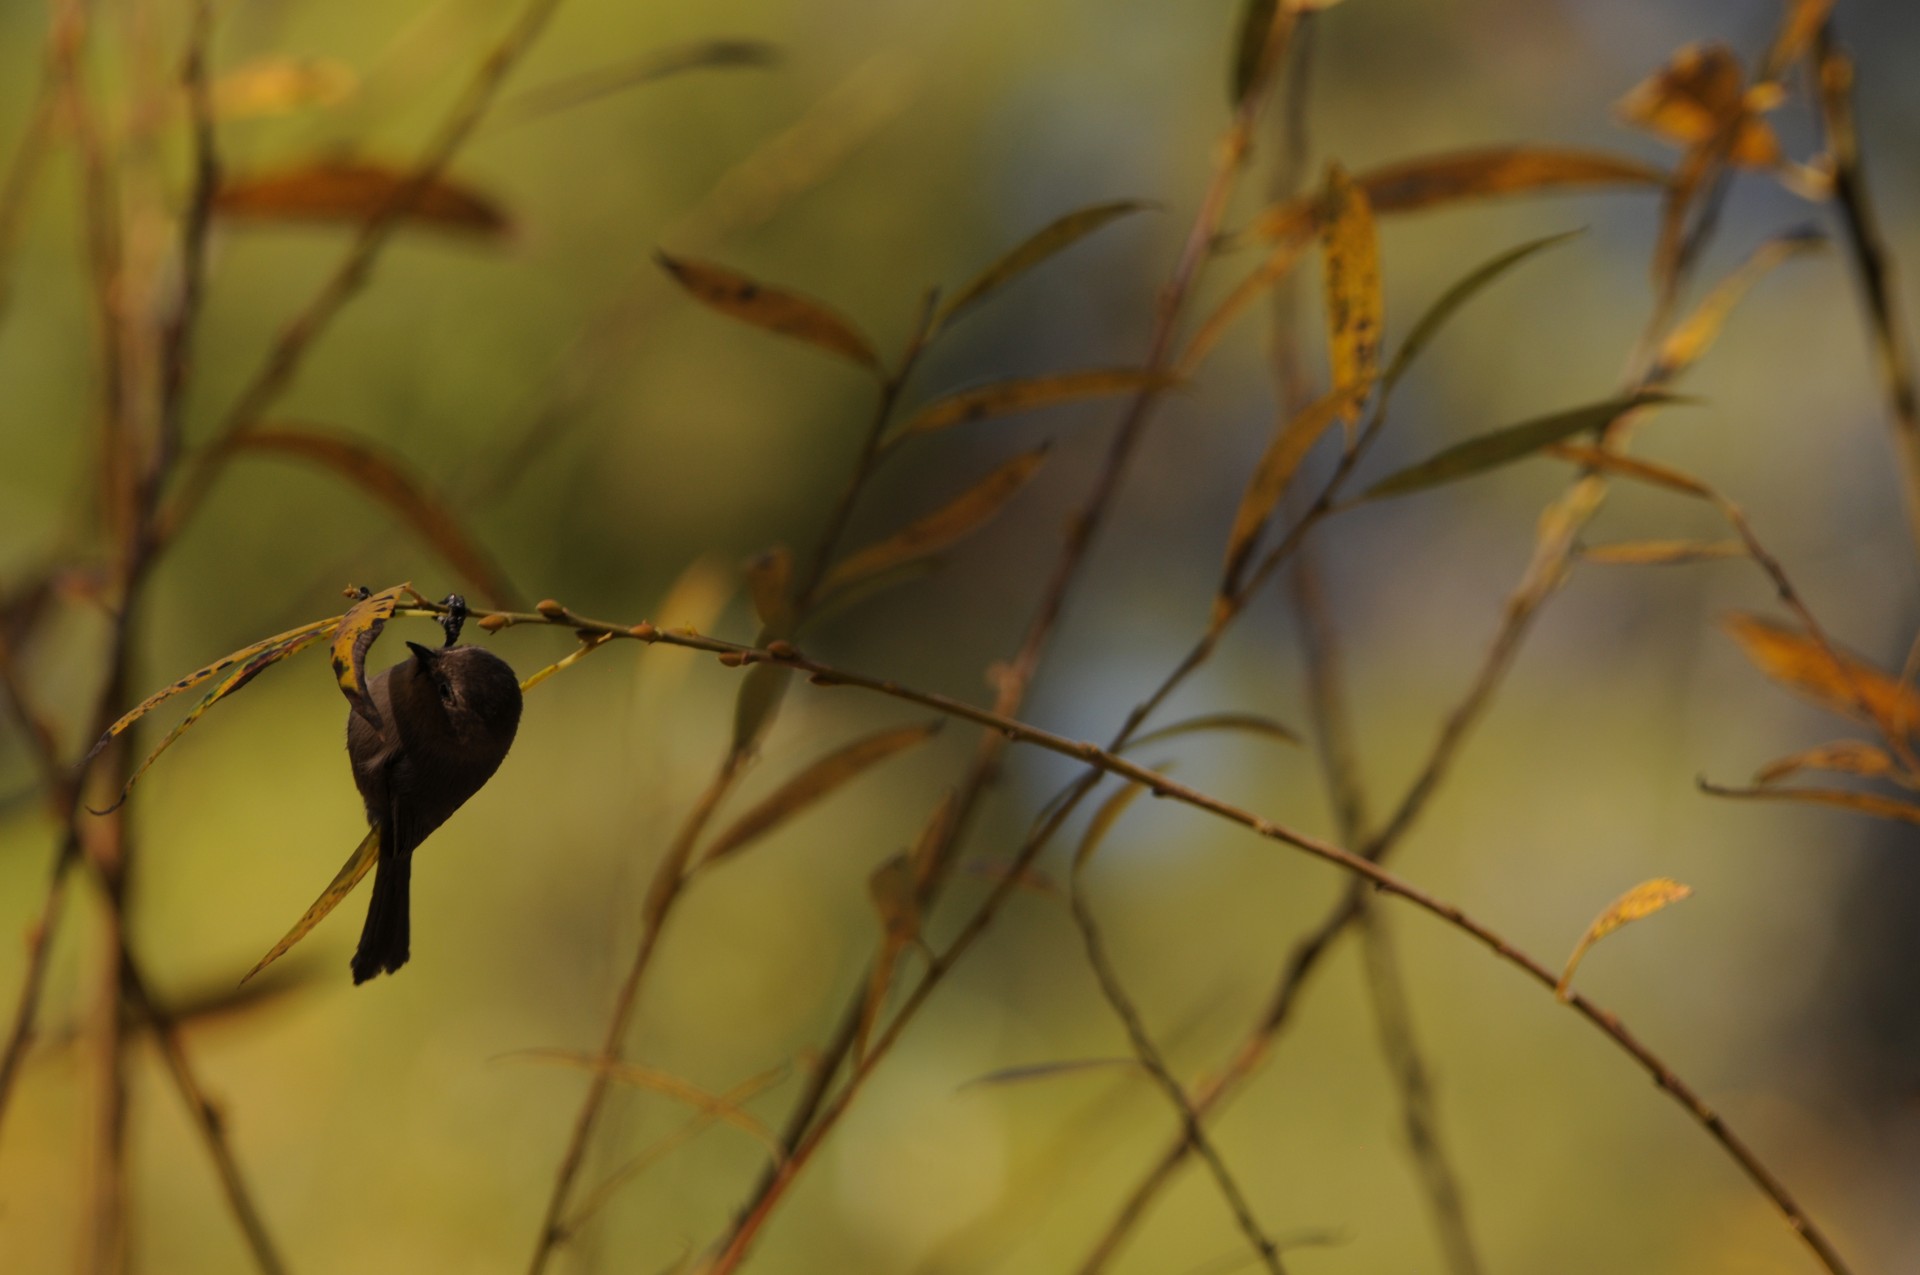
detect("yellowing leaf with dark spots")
(214, 162), (509, 235)
(938, 200), (1153, 330)
(1580, 539), (1745, 566)
(700, 721), (942, 866)
(1754, 739), (1898, 786)
(228, 427), (520, 609)
(1242, 147), (1667, 245)
(819, 447), (1049, 600)
(656, 252), (880, 372)
(1319, 166), (1383, 423)
(1721, 612), (1920, 733)
(1557, 878), (1692, 1000)
(331, 584), (410, 731)
(242, 827), (381, 983)
(893, 370), (1172, 439)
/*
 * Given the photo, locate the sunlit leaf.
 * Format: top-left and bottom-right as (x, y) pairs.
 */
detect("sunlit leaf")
(1721, 612), (1919, 733)
(959, 1058), (1142, 1090)
(1218, 385), (1365, 613)
(508, 1049), (784, 1160)
(1319, 166), (1383, 423)
(939, 200), (1153, 329)
(1556, 877), (1692, 1000)
(1359, 392), (1684, 501)
(1655, 229), (1824, 379)
(1180, 232), (1314, 374)
(1243, 147), (1667, 245)
(497, 39), (779, 128)
(892, 370), (1171, 439)
(1580, 539), (1745, 566)
(212, 56), (356, 119)
(1700, 779), (1920, 825)
(228, 427), (520, 609)
(1615, 43), (1782, 167)
(242, 826), (381, 984)
(701, 721), (943, 865)
(214, 161), (509, 235)
(1754, 739), (1898, 786)
(1125, 712), (1301, 751)
(1074, 778), (1152, 873)
(655, 252), (880, 372)
(820, 447), (1049, 599)
(331, 584), (410, 730)
(1383, 229), (1584, 392)
(1764, 0), (1836, 78)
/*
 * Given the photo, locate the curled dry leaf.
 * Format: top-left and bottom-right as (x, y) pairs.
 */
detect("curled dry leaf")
(1242, 147), (1667, 245)
(1720, 612), (1920, 733)
(229, 427), (520, 609)
(1556, 877), (1693, 1000)
(1318, 166), (1383, 421)
(938, 200), (1153, 329)
(1616, 43), (1782, 168)
(1360, 391), (1684, 502)
(819, 447), (1049, 600)
(655, 252), (879, 372)
(892, 370), (1172, 439)
(1754, 740), (1898, 786)
(242, 827), (381, 983)
(214, 161), (510, 236)
(1580, 539), (1745, 566)
(331, 584), (411, 730)
(701, 721), (943, 866)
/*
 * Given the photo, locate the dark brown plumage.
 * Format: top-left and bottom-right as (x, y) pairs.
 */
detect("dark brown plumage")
(347, 641), (521, 984)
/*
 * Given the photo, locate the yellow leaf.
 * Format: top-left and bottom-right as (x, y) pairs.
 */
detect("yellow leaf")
(1754, 740), (1898, 786)
(1701, 779), (1920, 825)
(1580, 539), (1745, 566)
(938, 200), (1153, 329)
(1615, 43), (1782, 167)
(1764, 0), (1836, 78)
(330, 584), (410, 730)
(1655, 230), (1824, 378)
(701, 721), (942, 866)
(893, 370), (1171, 439)
(1721, 612), (1919, 735)
(1319, 166), (1383, 420)
(214, 161), (509, 235)
(228, 427), (520, 609)
(1216, 385), (1362, 616)
(1542, 443), (1714, 498)
(819, 447), (1049, 599)
(242, 827), (381, 983)
(655, 252), (879, 372)
(1180, 232), (1314, 375)
(1556, 878), (1693, 1000)
(212, 56), (356, 119)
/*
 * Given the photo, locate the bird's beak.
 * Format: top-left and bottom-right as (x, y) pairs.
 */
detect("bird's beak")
(406, 641), (437, 666)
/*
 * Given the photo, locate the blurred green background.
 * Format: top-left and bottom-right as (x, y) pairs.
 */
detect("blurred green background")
(3, 0), (1919, 1271)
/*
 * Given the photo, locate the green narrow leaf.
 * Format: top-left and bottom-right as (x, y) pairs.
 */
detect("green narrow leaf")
(1217, 385), (1364, 611)
(1382, 229), (1585, 392)
(1230, 0), (1281, 104)
(939, 200), (1153, 329)
(1124, 712), (1300, 751)
(1359, 392), (1685, 501)
(892, 370), (1172, 439)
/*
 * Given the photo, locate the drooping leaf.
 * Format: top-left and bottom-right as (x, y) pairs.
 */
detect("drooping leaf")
(892, 370), (1172, 439)
(1180, 231), (1315, 374)
(507, 1049), (784, 1160)
(1218, 385), (1364, 612)
(1318, 166), (1383, 421)
(1615, 43), (1782, 168)
(213, 161), (509, 235)
(1721, 612), (1919, 733)
(212, 56), (356, 119)
(1242, 147), (1667, 245)
(1655, 229), (1824, 379)
(1754, 739), (1898, 786)
(819, 447), (1049, 599)
(496, 39), (779, 128)
(655, 252), (880, 372)
(1073, 778), (1152, 873)
(1359, 392), (1684, 501)
(938, 200), (1153, 329)
(701, 721), (942, 865)
(1580, 539), (1745, 566)
(1125, 712), (1301, 751)
(744, 546), (794, 635)
(1556, 877), (1693, 1000)
(228, 427), (520, 609)
(518, 632), (612, 693)
(1382, 229), (1584, 392)
(1700, 779), (1920, 825)
(959, 1058), (1142, 1090)
(241, 826), (381, 983)
(331, 584), (409, 730)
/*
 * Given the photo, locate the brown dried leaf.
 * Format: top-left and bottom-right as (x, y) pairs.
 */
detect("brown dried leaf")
(1721, 612), (1919, 732)
(820, 447), (1049, 599)
(656, 252), (879, 372)
(939, 200), (1153, 329)
(229, 427), (520, 609)
(331, 584), (410, 730)
(1243, 147), (1667, 244)
(214, 161), (509, 235)
(1557, 877), (1692, 1000)
(702, 721), (942, 865)
(1319, 166), (1383, 418)
(1755, 739), (1898, 786)
(1656, 229), (1824, 378)
(242, 826), (381, 983)
(893, 370), (1172, 439)
(1580, 539), (1745, 566)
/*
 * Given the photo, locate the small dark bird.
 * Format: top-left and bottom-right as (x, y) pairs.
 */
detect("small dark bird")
(347, 641), (521, 983)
